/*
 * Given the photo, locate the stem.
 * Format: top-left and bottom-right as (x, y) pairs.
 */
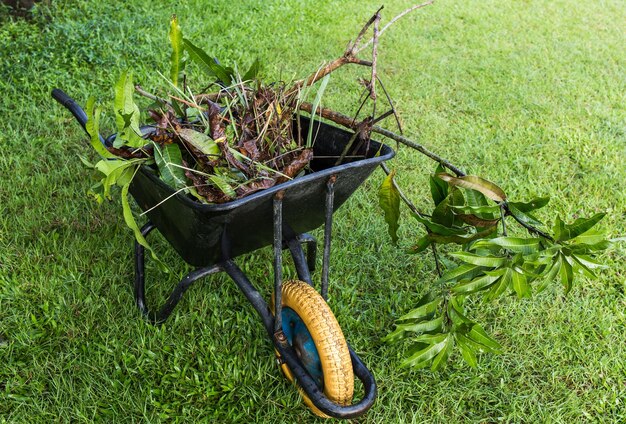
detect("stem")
(500, 204), (508, 236)
(504, 204), (554, 241)
(299, 102), (466, 177)
(432, 243), (442, 278)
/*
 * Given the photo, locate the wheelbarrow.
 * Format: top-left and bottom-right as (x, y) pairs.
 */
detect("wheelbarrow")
(52, 88), (395, 419)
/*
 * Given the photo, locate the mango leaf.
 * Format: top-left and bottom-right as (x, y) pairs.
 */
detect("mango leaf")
(169, 15), (184, 87)
(508, 196), (550, 212)
(425, 225), (497, 245)
(472, 237), (541, 255)
(451, 273), (501, 295)
(95, 159), (140, 199)
(431, 335), (454, 372)
(572, 254), (605, 270)
(508, 204), (543, 227)
(208, 174), (236, 199)
(408, 235), (431, 254)
(558, 213), (606, 241)
(379, 170), (400, 244)
(467, 324), (502, 353)
(536, 256), (562, 293)
(413, 214), (467, 236)
(570, 255), (597, 278)
(485, 268), (512, 300)
(114, 71), (144, 148)
(383, 316), (444, 343)
(243, 59), (260, 81)
(450, 252), (507, 268)
(571, 228), (607, 246)
(439, 263), (483, 284)
(401, 337), (448, 369)
(429, 164), (448, 206)
(183, 38), (233, 84)
(456, 333), (478, 367)
(398, 295), (441, 322)
(447, 297), (472, 325)
(553, 216), (566, 241)
(559, 255), (574, 294)
(511, 269), (531, 298)
(178, 128), (220, 156)
(153, 143), (187, 190)
(85, 97), (114, 158)
(450, 204), (501, 215)
(455, 214), (500, 228)
(437, 173), (506, 202)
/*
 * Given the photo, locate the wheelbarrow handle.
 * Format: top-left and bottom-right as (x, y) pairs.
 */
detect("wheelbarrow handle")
(52, 88), (107, 147)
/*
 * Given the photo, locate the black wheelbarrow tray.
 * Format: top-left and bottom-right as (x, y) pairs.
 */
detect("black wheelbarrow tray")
(53, 88), (395, 419)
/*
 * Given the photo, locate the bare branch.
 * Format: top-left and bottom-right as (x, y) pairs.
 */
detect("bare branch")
(345, 5), (385, 57)
(355, 1), (435, 55)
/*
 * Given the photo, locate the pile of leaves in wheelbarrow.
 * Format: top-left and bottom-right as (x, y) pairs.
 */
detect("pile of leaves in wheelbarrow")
(82, 5), (613, 372)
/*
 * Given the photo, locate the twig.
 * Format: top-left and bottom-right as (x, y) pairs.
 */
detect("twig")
(345, 6), (385, 57)
(500, 204), (508, 237)
(355, 1), (435, 54)
(432, 243), (442, 277)
(135, 85), (170, 106)
(377, 76), (403, 134)
(370, 9), (381, 104)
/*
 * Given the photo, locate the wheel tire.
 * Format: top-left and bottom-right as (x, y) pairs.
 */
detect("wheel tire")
(274, 280), (354, 418)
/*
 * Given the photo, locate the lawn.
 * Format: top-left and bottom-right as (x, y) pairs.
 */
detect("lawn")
(1, 0), (625, 422)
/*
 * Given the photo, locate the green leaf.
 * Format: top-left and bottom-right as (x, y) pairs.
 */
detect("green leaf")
(408, 235), (431, 254)
(95, 159), (140, 199)
(450, 204), (501, 215)
(153, 143), (187, 190)
(484, 268), (511, 300)
(508, 204), (544, 227)
(511, 269), (531, 298)
(169, 15), (184, 87)
(121, 181), (168, 273)
(378, 170), (400, 244)
(401, 338), (448, 369)
(306, 74), (331, 148)
(85, 97), (114, 158)
(472, 237), (541, 255)
(383, 317), (444, 343)
(467, 324), (502, 353)
(242, 58), (260, 81)
(451, 273), (501, 294)
(437, 173), (507, 202)
(559, 255), (574, 294)
(570, 255), (597, 278)
(455, 213), (500, 228)
(439, 263), (483, 283)
(411, 333), (448, 345)
(571, 228), (607, 246)
(508, 196), (550, 212)
(572, 254), (605, 270)
(558, 213), (606, 242)
(536, 255), (562, 293)
(413, 214), (467, 236)
(450, 252), (507, 268)
(448, 298), (472, 325)
(425, 225), (497, 245)
(114, 71), (144, 148)
(431, 335), (454, 372)
(398, 296), (442, 322)
(183, 38), (232, 84)
(178, 128), (220, 156)
(456, 333), (478, 367)
(429, 164), (448, 206)
(208, 175), (236, 199)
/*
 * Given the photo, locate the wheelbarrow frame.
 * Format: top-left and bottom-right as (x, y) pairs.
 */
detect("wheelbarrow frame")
(52, 88), (394, 419)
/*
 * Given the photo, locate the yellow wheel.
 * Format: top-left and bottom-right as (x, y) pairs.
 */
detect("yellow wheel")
(274, 280), (354, 418)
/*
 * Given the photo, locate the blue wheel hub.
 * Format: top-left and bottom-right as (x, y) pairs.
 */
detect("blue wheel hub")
(281, 307), (323, 387)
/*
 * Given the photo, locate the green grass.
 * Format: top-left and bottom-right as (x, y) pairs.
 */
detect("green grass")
(1, 0), (625, 422)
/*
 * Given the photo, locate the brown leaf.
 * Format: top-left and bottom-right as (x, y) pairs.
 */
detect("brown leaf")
(276, 148), (313, 184)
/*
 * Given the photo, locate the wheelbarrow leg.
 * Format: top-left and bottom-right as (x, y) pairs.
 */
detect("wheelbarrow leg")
(134, 222), (221, 324)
